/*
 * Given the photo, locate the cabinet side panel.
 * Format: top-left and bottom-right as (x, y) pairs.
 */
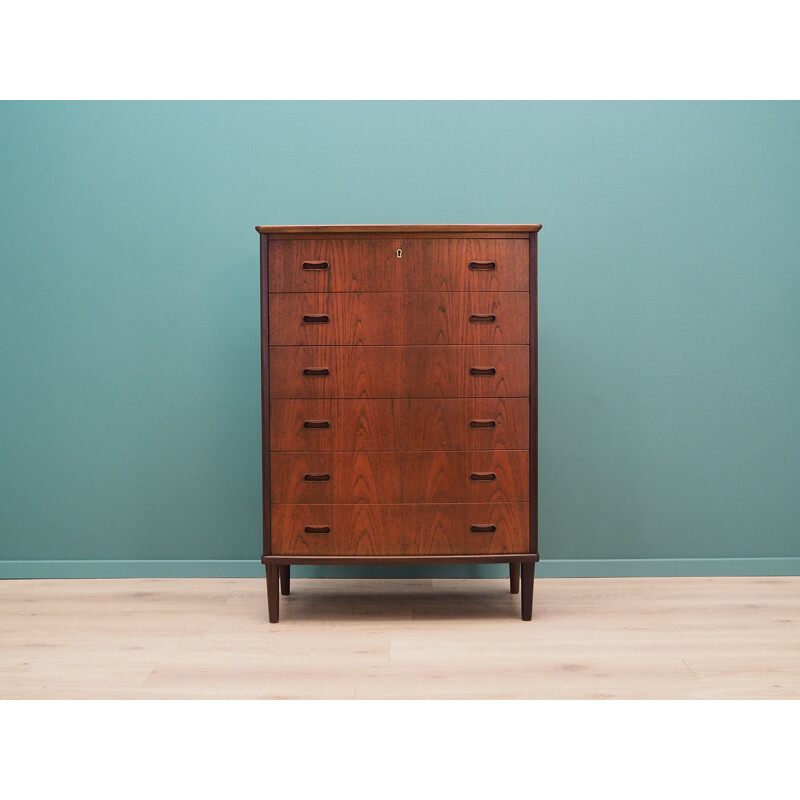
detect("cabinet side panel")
(260, 233), (271, 556)
(529, 231), (538, 555)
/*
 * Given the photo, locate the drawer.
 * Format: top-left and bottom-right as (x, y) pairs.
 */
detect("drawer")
(270, 451), (529, 504)
(269, 345), (529, 398)
(270, 398), (530, 451)
(269, 292), (529, 346)
(268, 238), (529, 292)
(271, 502), (530, 556)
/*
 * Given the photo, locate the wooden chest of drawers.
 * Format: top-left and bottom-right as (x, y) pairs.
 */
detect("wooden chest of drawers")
(257, 225), (540, 622)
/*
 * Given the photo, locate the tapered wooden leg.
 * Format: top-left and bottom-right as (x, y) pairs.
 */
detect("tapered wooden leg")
(279, 564), (290, 596)
(509, 563), (520, 594)
(521, 562), (535, 621)
(266, 564), (279, 623)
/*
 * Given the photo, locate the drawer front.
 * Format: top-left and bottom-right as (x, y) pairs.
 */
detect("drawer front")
(271, 503), (530, 556)
(268, 238), (528, 292)
(270, 398), (530, 451)
(271, 451), (528, 504)
(269, 345), (529, 399)
(269, 292), (529, 346)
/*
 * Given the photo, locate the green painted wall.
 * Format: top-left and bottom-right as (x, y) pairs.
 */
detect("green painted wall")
(1, 101), (799, 578)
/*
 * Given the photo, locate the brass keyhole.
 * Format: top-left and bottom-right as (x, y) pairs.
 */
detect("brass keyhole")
(396, 248), (402, 258)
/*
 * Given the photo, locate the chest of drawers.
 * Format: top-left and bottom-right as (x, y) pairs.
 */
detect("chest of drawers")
(257, 225), (540, 622)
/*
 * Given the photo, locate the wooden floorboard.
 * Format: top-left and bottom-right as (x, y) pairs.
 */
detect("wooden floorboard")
(1, 576), (798, 699)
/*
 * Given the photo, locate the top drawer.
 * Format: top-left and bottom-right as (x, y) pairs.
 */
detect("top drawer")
(267, 238), (529, 292)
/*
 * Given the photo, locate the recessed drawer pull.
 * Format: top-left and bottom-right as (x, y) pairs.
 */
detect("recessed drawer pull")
(470, 472), (497, 481)
(470, 524), (497, 533)
(302, 261), (329, 271)
(303, 367), (329, 376)
(470, 367), (496, 376)
(304, 525), (331, 534)
(304, 473), (330, 481)
(303, 420), (330, 429)
(469, 260), (496, 271)
(470, 419), (497, 428)
(469, 314), (496, 323)
(302, 314), (329, 324)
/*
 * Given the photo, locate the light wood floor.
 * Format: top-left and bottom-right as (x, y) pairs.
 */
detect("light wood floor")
(1, 576), (798, 699)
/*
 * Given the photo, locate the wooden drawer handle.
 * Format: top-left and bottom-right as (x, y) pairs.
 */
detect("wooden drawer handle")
(470, 472), (497, 481)
(470, 367), (496, 376)
(302, 261), (329, 271)
(470, 419), (496, 428)
(304, 525), (331, 534)
(302, 314), (329, 324)
(469, 314), (496, 324)
(303, 420), (330, 429)
(304, 473), (330, 481)
(469, 260), (496, 271)
(470, 524), (497, 533)
(303, 368), (329, 376)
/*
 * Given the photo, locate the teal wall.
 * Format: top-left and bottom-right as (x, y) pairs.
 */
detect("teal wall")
(1, 101), (799, 578)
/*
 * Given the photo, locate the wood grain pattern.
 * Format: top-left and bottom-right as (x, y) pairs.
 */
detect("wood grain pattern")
(271, 450), (529, 504)
(270, 398), (529, 451)
(269, 345), (529, 398)
(269, 292), (529, 345)
(6, 576), (800, 699)
(529, 232), (538, 555)
(260, 234), (271, 556)
(268, 238), (529, 292)
(271, 503), (530, 555)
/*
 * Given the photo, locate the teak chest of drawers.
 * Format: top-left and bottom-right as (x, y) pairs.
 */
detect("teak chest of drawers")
(257, 224), (540, 622)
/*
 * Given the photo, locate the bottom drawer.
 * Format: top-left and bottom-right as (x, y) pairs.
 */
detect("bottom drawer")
(271, 503), (529, 556)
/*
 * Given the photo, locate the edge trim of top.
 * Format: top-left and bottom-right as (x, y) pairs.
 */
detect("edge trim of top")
(255, 224), (542, 234)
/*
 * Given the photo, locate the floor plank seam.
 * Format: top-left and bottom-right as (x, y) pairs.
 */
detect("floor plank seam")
(141, 662), (162, 688)
(680, 659), (702, 683)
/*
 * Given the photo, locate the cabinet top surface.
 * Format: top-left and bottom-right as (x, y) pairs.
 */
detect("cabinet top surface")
(255, 224), (541, 235)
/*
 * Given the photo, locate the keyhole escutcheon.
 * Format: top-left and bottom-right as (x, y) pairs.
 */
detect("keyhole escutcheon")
(396, 248), (402, 258)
